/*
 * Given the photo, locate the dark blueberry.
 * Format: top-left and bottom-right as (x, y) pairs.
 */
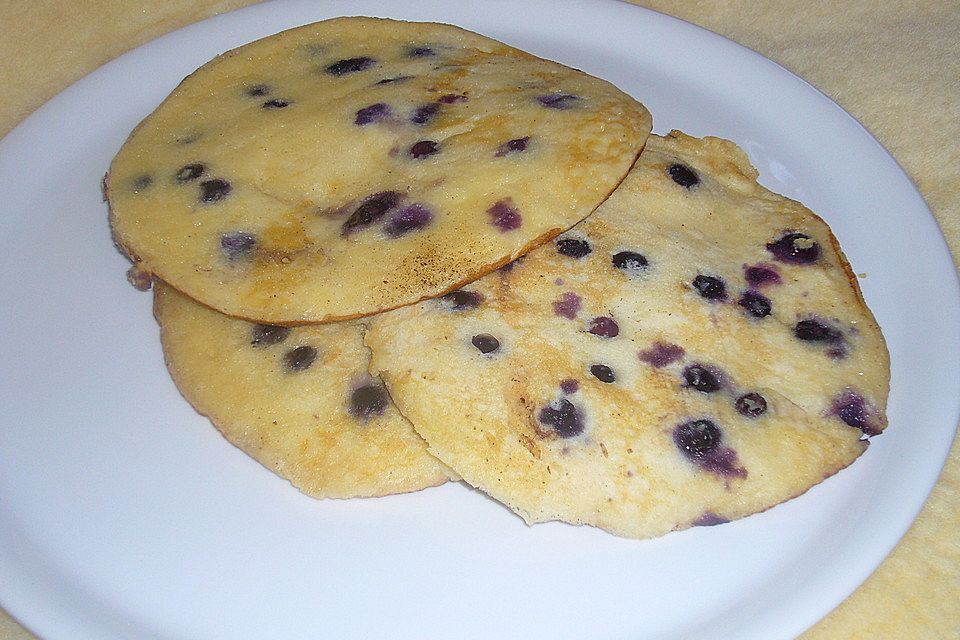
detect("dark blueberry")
(245, 84), (270, 97)
(560, 379), (579, 394)
(638, 342), (685, 368)
(673, 419), (722, 459)
(132, 175), (152, 191)
(590, 364), (616, 383)
(552, 292), (581, 319)
(283, 345), (318, 372)
(326, 56), (376, 76)
(612, 251), (648, 272)
(683, 365), (721, 393)
(495, 136), (530, 157)
(556, 237), (592, 259)
(766, 232), (821, 264)
(487, 199), (522, 232)
(538, 398), (584, 438)
(832, 390), (881, 436)
(438, 93), (468, 104)
(411, 103), (440, 125)
(349, 383), (389, 420)
(406, 45), (435, 58)
(376, 75), (414, 85)
(342, 191), (403, 235)
(250, 324), (290, 347)
(735, 392), (768, 418)
(668, 163), (699, 188)
(175, 163), (206, 183)
(262, 99), (291, 109)
(536, 93), (581, 109)
(442, 289), (484, 310)
(588, 316), (619, 338)
(199, 178), (232, 203)
(692, 275), (727, 301)
(355, 103), (392, 126)
(794, 319), (842, 343)
(738, 290), (772, 318)
(744, 263), (781, 287)
(220, 232), (256, 260)
(384, 203), (433, 237)
(471, 333), (500, 354)
(409, 140), (439, 159)
(692, 512), (729, 527)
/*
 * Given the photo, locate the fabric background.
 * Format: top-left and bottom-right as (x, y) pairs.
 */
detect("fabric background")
(1, 1), (957, 637)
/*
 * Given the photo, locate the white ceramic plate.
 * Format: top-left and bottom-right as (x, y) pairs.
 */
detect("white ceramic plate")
(1, 1), (958, 638)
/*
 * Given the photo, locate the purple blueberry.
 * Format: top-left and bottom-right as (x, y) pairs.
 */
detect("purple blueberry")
(349, 383), (389, 420)
(384, 203), (433, 237)
(438, 93), (468, 104)
(411, 103), (440, 125)
(441, 290), (484, 310)
(342, 191), (403, 236)
(683, 364), (721, 393)
(638, 342), (685, 368)
(735, 392), (768, 417)
(692, 512), (729, 527)
(673, 419), (747, 478)
(766, 232), (820, 264)
(832, 390), (881, 436)
(487, 199), (522, 232)
(200, 178), (232, 203)
(590, 364), (616, 383)
(556, 237), (592, 259)
(738, 290), (772, 318)
(175, 163), (205, 183)
(220, 232), (256, 260)
(668, 163), (699, 188)
(471, 333), (500, 354)
(744, 263), (781, 287)
(495, 136), (530, 157)
(261, 98), (291, 109)
(560, 379), (580, 394)
(283, 345), (318, 372)
(612, 251), (648, 273)
(794, 319), (842, 343)
(692, 275), (727, 301)
(588, 316), (619, 338)
(409, 140), (439, 159)
(355, 103), (392, 126)
(250, 324), (290, 347)
(538, 398), (585, 437)
(552, 292), (582, 319)
(326, 57), (376, 76)
(537, 93), (581, 109)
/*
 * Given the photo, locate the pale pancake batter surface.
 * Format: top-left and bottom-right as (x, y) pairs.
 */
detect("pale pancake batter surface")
(154, 282), (450, 498)
(366, 131), (890, 538)
(109, 17), (652, 323)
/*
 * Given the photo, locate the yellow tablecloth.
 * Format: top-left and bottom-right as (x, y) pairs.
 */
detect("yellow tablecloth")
(1, 1), (957, 637)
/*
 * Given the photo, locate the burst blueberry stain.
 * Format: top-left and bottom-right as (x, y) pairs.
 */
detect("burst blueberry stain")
(200, 179), (232, 203)
(326, 56), (376, 75)
(245, 84), (270, 97)
(537, 93), (581, 109)
(471, 333), (500, 354)
(406, 45), (435, 58)
(692, 512), (729, 527)
(495, 136), (530, 157)
(283, 345), (318, 372)
(832, 390), (880, 435)
(442, 289), (484, 310)
(590, 364), (616, 383)
(132, 175), (152, 191)
(735, 392), (768, 417)
(384, 204), (433, 237)
(175, 163), (205, 183)
(355, 103), (391, 125)
(692, 275), (727, 301)
(668, 163), (699, 188)
(262, 99), (291, 109)
(612, 251), (648, 272)
(588, 316), (619, 338)
(487, 199), (522, 232)
(767, 232), (821, 264)
(411, 103), (440, 125)
(638, 342), (685, 368)
(250, 324), (290, 347)
(744, 263), (781, 287)
(794, 319), (842, 343)
(220, 232), (256, 260)
(438, 93), (468, 104)
(556, 237), (591, 258)
(560, 379), (579, 394)
(739, 290), (772, 318)
(552, 292), (581, 319)
(342, 191), (402, 235)
(409, 140), (439, 159)
(538, 398), (585, 437)
(683, 365), (721, 393)
(349, 384), (389, 420)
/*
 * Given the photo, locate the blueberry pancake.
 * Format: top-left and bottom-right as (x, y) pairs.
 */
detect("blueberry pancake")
(365, 131), (889, 539)
(153, 282), (451, 498)
(109, 17), (652, 323)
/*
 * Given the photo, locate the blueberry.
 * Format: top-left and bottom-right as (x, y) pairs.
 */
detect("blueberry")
(342, 191), (402, 235)
(590, 364), (616, 383)
(471, 333), (500, 354)
(349, 383), (389, 420)
(246, 84), (270, 97)
(638, 342), (685, 368)
(384, 203), (433, 237)
(538, 398), (584, 437)
(537, 94), (581, 109)
(560, 379), (579, 394)
(261, 99), (291, 109)
(683, 365), (721, 393)
(487, 199), (522, 232)
(438, 93), (468, 104)
(668, 163), (699, 188)
(794, 319), (842, 343)
(175, 163), (206, 183)
(326, 57), (376, 76)
(409, 140), (439, 159)
(738, 290), (772, 317)
(220, 232), (256, 260)
(552, 292), (581, 319)
(250, 324), (290, 347)
(556, 237), (591, 258)
(355, 103), (392, 126)
(612, 251), (648, 272)
(735, 392), (768, 417)
(744, 263), (781, 287)
(673, 419), (721, 459)
(495, 136), (530, 157)
(199, 179), (232, 203)
(283, 345), (317, 372)
(766, 232), (820, 264)
(588, 316), (619, 338)
(411, 103), (440, 125)
(692, 275), (727, 301)
(692, 512), (729, 527)
(441, 290), (484, 310)
(832, 390), (881, 436)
